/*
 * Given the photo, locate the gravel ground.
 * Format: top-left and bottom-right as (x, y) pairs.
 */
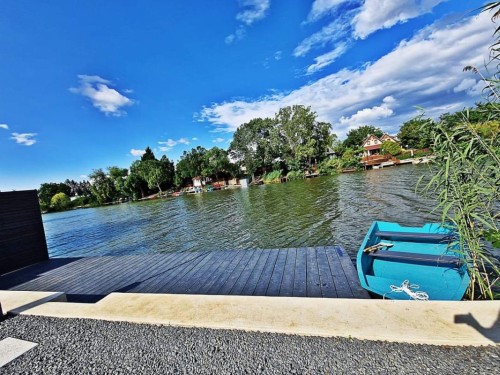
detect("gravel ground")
(0, 315), (498, 374)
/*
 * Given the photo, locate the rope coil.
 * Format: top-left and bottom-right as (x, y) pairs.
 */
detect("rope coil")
(387, 280), (429, 301)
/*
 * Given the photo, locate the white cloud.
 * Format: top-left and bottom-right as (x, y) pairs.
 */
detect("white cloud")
(130, 149), (145, 157)
(339, 96), (395, 128)
(453, 78), (477, 93)
(70, 75), (134, 116)
(0, 124), (8, 130)
(294, 17), (351, 57)
(79, 175), (89, 180)
(226, 0), (270, 44)
(305, 43), (348, 75)
(158, 137), (191, 149)
(192, 137), (198, 141)
(353, 0), (447, 39)
(274, 51), (283, 60)
(159, 139), (178, 147)
(213, 137), (225, 143)
(200, 13), (492, 137)
(225, 26), (247, 45)
(306, 0), (349, 22)
(11, 133), (37, 146)
(236, 0), (270, 25)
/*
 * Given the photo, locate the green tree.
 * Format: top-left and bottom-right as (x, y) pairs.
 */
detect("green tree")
(381, 141), (401, 156)
(108, 166), (129, 199)
(229, 118), (276, 178)
(125, 163), (148, 199)
(175, 146), (209, 185)
(89, 169), (116, 204)
(274, 105), (332, 170)
(50, 192), (70, 211)
(203, 147), (232, 180)
(343, 125), (383, 149)
(38, 183), (71, 207)
(398, 117), (433, 149)
(141, 146), (156, 162)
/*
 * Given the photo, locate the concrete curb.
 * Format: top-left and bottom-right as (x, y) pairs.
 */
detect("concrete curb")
(1, 291), (498, 346)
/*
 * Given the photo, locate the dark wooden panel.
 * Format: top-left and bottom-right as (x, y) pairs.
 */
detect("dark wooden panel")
(325, 246), (353, 298)
(253, 249), (279, 296)
(229, 250), (262, 295)
(0, 190), (48, 275)
(239, 250), (271, 295)
(266, 249), (288, 296)
(335, 245), (370, 299)
(279, 248), (296, 297)
(306, 247), (322, 298)
(217, 250), (256, 295)
(293, 247), (307, 297)
(205, 250), (248, 295)
(316, 246), (338, 298)
(195, 250), (241, 294)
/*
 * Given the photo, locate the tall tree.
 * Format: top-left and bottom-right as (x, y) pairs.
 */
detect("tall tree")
(88, 169), (116, 204)
(229, 118), (276, 178)
(274, 105), (332, 170)
(141, 146), (156, 162)
(175, 146), (208, 185)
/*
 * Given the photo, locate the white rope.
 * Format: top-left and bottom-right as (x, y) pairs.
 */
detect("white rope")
(387, 280), (429, 301)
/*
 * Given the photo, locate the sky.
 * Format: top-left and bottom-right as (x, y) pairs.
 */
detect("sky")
(0, 0), (494, 191)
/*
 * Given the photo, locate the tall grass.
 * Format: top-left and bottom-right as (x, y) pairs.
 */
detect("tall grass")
(419, 111), (499, 300)
(262, 170), (283, 184)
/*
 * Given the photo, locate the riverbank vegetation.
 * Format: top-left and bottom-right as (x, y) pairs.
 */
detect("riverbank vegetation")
(420, 3), (500, 300)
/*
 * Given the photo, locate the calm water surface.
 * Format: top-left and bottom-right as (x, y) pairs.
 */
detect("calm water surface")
(43, 165), (439, 260)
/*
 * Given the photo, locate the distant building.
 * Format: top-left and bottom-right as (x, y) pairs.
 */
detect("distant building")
(361, 134), (399, 157)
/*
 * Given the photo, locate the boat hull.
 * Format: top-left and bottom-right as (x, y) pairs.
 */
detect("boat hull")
(356, 221), (470, 300)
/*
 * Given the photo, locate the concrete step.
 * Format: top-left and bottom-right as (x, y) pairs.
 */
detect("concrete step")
(4, 291), (499, 347)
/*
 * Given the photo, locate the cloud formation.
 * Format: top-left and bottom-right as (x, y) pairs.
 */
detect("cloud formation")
(130, 149), (145, 157)
(354, 0), (447, 39)
(294, 16), (351, 58)
(70, 75), (134, 116)
(306, 0), (349, 22)
(226, 0), (270, 44)
(200, 12), (491, 137)
(236, 0), (270, 25)
(212, 137), (225, 143)
(11, 133), (37, 146)
(0, 124), (8, 130)
(158, 137), (191, 152)
(305, 43), (348, 75)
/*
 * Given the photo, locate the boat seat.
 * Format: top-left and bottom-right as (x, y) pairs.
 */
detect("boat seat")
(368, 250), (462, 267)
(374, 231), (453, 241)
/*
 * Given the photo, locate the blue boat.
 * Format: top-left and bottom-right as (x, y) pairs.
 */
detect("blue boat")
(357, 221), (470, 300)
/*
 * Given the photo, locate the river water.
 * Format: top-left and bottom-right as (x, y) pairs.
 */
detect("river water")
(43, 165), (439, 260)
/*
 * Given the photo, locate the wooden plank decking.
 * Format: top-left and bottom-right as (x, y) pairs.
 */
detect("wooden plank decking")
(0, 246), (369, 302)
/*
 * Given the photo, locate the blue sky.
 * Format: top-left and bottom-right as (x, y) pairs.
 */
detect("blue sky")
(0, 0), (493, 191)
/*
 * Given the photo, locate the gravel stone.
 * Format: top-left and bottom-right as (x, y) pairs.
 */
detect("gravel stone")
(0, 315), (498, 374)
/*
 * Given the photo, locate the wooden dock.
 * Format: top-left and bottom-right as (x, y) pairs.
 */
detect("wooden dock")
(0, 246), (369, 302)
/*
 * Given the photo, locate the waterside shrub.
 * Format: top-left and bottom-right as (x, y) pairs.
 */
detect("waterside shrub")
(262, 170), (282, 184)
(286, 170), (305, 180)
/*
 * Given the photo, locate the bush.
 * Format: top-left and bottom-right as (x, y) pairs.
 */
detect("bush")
(286, 170), (305, 180)
(318, 158), (341, 175)
(381, 141), (401, 156)
(262, 170), (282, 184)
(50, 192), (70, 211)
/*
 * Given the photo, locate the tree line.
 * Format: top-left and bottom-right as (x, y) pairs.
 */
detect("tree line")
(38, 103), (498, 212)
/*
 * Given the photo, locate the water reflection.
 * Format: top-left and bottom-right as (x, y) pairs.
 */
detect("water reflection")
(43, 165), (439, 260)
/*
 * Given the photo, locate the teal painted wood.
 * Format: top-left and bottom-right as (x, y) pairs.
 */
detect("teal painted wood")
(0, 247), (369, 301)
(356, 221), (471, 300)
